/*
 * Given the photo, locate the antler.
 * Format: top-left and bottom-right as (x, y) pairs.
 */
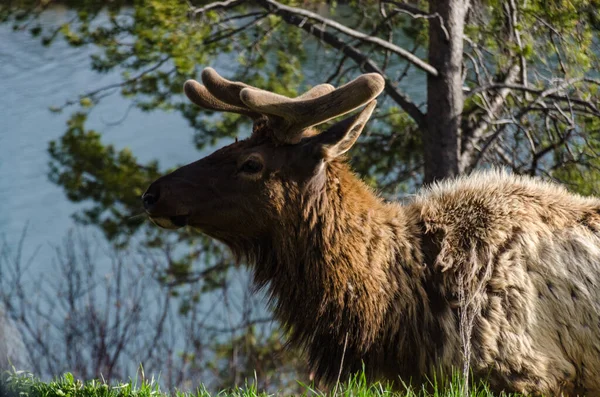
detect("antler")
(184, 68), (334, 120)
(183, 68), (384, 144)
(184, 80), (260, 118)
(240, 74), (384, 141)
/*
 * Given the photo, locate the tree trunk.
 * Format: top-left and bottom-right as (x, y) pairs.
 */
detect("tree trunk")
(424, 0), (469, 184)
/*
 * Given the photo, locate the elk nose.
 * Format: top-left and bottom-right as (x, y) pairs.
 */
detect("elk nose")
(142, 187), (160, 211)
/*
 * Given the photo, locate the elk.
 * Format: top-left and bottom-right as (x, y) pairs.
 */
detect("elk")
(143, 68), (600, 396)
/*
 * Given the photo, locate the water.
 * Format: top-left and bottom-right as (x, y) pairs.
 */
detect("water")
(0, 7), (202, 260)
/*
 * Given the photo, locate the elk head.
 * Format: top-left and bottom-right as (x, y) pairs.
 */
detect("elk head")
(142, 68), (384, 244)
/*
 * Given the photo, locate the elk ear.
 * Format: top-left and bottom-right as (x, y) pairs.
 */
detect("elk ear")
(311, 100), (377, 159)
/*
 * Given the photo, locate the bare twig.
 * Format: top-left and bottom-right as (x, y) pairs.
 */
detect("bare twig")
(202, 12), (269, 45)
(381, 0), (428, 16)
(55, 57), (170, 111)
(468, 80), (600, 114)
(461, 63), (521, 170)
(382, 0), (450, 40)
(190, 0), (245, 16)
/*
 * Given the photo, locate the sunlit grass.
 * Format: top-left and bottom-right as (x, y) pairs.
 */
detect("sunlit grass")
(0, 368), (521, 397)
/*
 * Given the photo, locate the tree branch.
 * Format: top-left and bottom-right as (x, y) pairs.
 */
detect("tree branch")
(382, 0), (450, 40)
(461, 63), (520, 171)
(252, 0), (438, 76)
(202, 12), (269, 45)
(187, 0), (427, 129)
(54, 57), (170, 111)
(255, 0), (427, 129)
(470, 77), (596, 170)
(506, 0), (527, 89)
(190, 0), (245, 16)
(468, 80), (600, 115)
(381, 0), (428, 16)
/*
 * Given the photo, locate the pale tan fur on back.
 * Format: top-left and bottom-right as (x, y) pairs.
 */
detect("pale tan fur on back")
(411, 169), (600, 395)
(246, 164), (600, 396)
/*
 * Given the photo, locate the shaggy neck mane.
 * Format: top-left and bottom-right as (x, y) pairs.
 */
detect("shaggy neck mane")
(238, 161), (437, 383)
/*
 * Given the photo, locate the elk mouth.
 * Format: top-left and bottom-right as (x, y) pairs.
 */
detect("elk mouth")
(148, 214), (189, 229)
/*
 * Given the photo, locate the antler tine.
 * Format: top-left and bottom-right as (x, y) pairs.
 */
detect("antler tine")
(201, 67), (258, 109)
(239, 73), (385, 141)
(296, 83), (335, 100)
(183, 80), (260, 118)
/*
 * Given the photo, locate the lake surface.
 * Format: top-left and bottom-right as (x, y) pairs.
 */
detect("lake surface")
(0, 8), (203, 263)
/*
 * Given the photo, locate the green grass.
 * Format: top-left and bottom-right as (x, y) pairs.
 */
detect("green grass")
(0, 369), (518, 397)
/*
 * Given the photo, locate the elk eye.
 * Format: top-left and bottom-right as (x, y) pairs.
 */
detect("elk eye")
(239, 158), (263, 174)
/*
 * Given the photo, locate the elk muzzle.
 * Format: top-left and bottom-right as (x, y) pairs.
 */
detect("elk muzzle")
(142, 181), (189, 229)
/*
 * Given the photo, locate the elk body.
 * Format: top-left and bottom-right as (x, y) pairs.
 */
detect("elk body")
(143, 68), (600, 396)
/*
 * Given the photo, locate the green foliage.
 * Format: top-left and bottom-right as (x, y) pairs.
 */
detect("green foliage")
(551, 120), (600, 196)
(48, 112), (160, 241)
(465, 0), (600, 80)
(0, 370), (175, 397)
(21, 0), (311, 244)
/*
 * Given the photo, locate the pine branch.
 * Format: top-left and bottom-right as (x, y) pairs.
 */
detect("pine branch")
(254, 0), (438, 76)
(252, 0), (427, 130)
(188, 0), (428, 130)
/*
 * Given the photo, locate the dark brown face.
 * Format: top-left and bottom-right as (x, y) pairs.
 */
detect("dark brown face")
(143, 68), (382, 241)
(142, 133), (320, 238)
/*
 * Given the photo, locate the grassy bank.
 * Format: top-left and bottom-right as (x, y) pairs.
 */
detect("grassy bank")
(0, 369), (516, 397)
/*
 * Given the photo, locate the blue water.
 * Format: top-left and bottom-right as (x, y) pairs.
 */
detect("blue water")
(0, 7), (202, 263)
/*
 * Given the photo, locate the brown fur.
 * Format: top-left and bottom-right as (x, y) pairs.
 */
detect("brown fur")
(145, 122), (600, 397)
(244, 160), (600, 395)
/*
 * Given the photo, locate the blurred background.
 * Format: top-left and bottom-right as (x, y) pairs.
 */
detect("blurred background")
(0, 0), (599, 393)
